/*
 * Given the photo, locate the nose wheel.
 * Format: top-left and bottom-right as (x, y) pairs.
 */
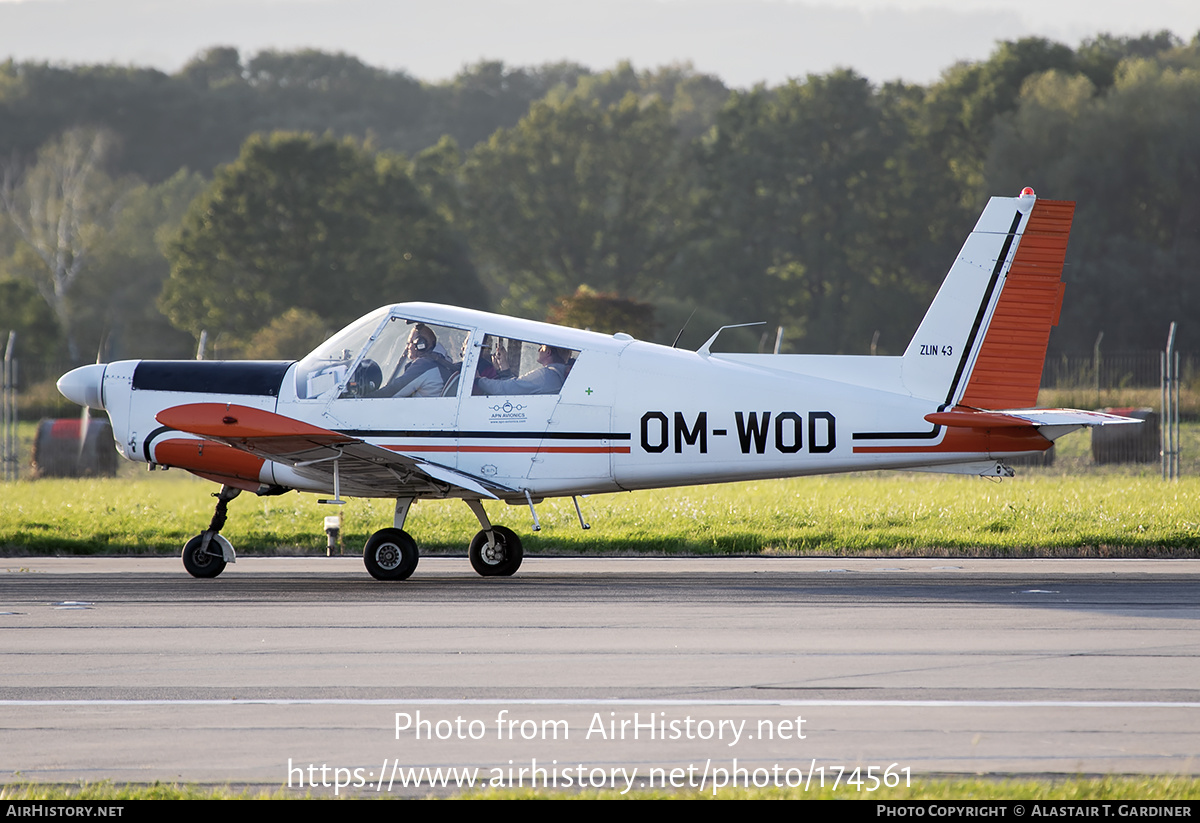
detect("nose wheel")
(469, 525), (523, 577)
(363, 528), (420, 580)
(182, 533), (232, 578)
(182, 485), (240, 578)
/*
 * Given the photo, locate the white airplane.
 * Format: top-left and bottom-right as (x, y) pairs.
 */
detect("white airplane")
(58, 189), (1137, 580)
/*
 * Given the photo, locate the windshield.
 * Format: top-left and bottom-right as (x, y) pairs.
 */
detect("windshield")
(293, 308), (389, 399)
(293, 308), (474, 400)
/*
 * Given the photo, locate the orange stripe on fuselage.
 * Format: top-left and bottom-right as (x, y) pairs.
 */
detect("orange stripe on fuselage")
(958, 199), (1074, 410)
(853, 426), (1051, 454)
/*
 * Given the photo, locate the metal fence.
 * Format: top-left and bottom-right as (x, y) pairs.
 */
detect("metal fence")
(1038, 349), (1192, 474)
(1041, 352), (1189, 392)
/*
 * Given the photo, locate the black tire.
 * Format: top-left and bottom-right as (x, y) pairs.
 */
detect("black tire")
(182, 533), (229, 579)
(468, 525), (523, 577)
(363, 528), (419, 581)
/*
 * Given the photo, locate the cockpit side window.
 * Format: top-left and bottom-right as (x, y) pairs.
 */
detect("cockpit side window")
(471, 335), (579, 396)
(360, 318), (469, 399)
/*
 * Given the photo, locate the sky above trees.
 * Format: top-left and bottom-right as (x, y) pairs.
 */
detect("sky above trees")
(0, 0), (1198, 87)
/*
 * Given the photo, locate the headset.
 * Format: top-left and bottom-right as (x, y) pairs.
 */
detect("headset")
(409, 324), (436, 354)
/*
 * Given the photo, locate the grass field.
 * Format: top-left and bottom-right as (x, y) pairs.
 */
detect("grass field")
(3, 775), (1199, 800)
(2, 417), (1198, 557)
(2, 465), (1198, 557)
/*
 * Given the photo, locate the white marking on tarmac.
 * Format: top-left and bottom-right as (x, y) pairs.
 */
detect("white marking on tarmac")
(2, 699), (1198, 708)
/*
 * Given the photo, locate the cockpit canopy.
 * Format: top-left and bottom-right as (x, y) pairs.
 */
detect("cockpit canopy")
(293, 306), (579, 400)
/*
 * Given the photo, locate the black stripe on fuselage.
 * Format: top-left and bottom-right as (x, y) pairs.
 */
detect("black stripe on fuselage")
(143, 425), (173, 462)
(852, 210), (1023, 442)
(337, 429), (631, 440)
(133, 361), (293, 396)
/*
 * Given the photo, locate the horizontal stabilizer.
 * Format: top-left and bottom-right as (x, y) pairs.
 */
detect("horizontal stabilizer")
(925, 408), (1143, 429)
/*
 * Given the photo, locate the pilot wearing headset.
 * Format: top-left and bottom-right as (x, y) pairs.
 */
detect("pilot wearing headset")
(381, 324), (453, 398)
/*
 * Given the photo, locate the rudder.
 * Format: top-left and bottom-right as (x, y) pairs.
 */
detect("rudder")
(956, 199), (1073, 409)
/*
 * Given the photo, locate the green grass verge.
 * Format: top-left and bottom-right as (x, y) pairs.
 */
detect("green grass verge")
(2, 470), (1199, 557)
(3, 775), (1199, 800)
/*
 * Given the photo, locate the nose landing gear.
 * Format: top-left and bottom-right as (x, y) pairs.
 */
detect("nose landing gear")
(182, 485), (240, 578)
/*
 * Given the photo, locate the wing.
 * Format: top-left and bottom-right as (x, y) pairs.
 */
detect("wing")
(156, 403), (514, 499)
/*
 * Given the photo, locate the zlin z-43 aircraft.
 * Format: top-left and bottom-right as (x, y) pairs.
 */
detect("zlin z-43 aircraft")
(58, 188), (1136, 581)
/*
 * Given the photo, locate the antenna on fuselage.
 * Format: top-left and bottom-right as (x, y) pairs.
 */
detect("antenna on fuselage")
(670, 307), (699, 349)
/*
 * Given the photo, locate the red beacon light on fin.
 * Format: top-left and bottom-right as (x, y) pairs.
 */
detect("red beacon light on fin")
(1020, 186), (1035, 196)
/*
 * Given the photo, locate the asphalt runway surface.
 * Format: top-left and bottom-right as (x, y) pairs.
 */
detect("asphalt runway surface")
(2, 556), (1198, 794)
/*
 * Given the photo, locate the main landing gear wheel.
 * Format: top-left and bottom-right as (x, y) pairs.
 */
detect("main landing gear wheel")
(182, 533), (232, 579)
(469, 525), (523, 577)
(363, 528), (419, 581)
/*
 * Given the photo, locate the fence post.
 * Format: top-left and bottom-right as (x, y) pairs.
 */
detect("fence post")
(2, 331), (16, 482)
(1173, 349), (1181, 478)
(1162, 322), (1179, 480)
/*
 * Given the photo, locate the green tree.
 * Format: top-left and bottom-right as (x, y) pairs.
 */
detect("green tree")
(693, 71), (933, 354)
(179, 46), (245, 90)
(986, 58), (1200, 352)
(161, 132), (486, 345)
(425, 61), (591, 153)
(0, 127), (130, 361)
(921, 38), (1078, 205)
(564, 61), (729, 140)
(70, 168), (207, 361)
(231, 307), (330, 360)
(462, 91), (692, 316)
(0, 276), (62, 362)
(1075, 31), (1183, 91)
(410, 136), (464, 224)
(546, 285), (656, 339)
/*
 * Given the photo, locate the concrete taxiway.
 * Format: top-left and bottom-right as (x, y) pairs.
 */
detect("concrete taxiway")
(2, 556), (1198, 793)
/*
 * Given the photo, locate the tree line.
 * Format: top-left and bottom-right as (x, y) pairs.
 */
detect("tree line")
(1, 31), (1196, 373)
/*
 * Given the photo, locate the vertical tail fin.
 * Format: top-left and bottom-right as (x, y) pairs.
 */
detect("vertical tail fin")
(901, 190), (1074, 410)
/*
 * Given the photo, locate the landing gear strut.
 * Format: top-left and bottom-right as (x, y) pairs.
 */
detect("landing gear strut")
(182, 485), (240, 578)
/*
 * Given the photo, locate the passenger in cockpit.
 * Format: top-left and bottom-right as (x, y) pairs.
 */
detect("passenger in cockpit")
(475, 344), (568, 395)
